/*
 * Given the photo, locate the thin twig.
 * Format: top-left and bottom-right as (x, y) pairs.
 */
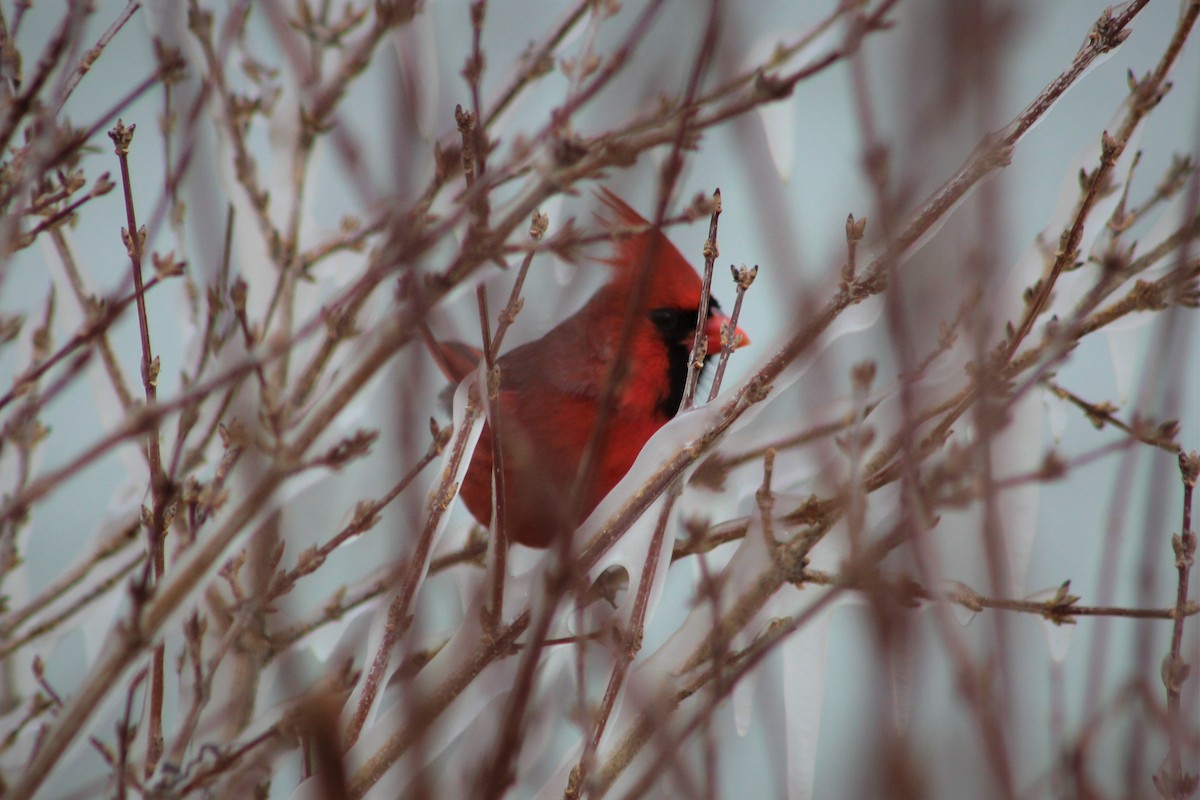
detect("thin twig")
(108, 117), (171, 777)
(707, 263), (756, 402)
(1157, 451), (1198, 796)
(681, 188), (721, 411)
(55, 0), (141, 114)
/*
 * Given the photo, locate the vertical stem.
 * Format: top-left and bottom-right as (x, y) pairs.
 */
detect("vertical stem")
(706, 263), (755, 403)
(113, 667), (148, 800)
(108, 118), (168, 777)
(1161, 451), (1197, 796)
(568, 487), (680, 799)
(681, 188), (720, 410)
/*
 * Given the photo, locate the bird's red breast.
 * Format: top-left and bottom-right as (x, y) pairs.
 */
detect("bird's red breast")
(427, 190), (748, 548)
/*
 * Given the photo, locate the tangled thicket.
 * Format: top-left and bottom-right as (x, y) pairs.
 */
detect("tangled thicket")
(0, 1), (1197, 798)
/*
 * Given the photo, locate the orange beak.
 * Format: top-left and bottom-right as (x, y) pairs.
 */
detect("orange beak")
(703, 312), (750, 356)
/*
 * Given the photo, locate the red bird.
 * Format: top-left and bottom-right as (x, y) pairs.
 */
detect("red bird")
(425, 191), (748, 548)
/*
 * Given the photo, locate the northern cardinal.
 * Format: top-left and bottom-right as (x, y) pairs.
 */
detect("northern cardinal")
(424, 191), (748, 548)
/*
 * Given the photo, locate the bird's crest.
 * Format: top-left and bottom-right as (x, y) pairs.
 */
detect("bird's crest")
(594, 188), (705, 311)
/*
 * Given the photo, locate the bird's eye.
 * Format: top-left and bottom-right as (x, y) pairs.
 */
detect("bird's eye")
(648, 308), (695, 341)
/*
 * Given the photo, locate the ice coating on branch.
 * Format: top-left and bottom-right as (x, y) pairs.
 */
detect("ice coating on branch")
(782, 604), (833, 800)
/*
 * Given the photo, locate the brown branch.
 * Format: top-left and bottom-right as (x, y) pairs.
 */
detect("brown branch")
(54, 0), (141, 115)
(681, 188), (721, 411)
(1006, 0), (1195, 360)
(0, 551), (144, 659)
(15, 174), (115, 250)
(482, 0), (590, 126)
(0, 264), (170, 417)
(46, 226), (137, 413)
(113, 667), (148, 800)
(567, 488), (681, 799)
(342, 385), (484, 750)
(346, 610), (531, 799)
(8, 293), (425, 798)
(707, 263), (756, 402)
(108, 117), (172, 778)
(0, 0), (87, 154)
(1045, 380), (1181, 453)
(1156, 451), (1198, 797)
(0, 519), (138, 638)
